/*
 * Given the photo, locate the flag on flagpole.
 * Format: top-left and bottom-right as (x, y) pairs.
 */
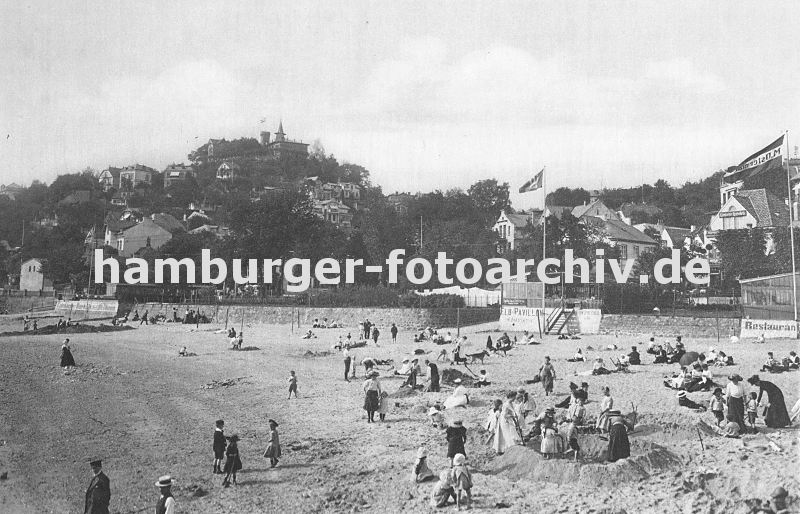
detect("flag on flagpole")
(723, 135), (785, 184)
(519, 168), (544, 193)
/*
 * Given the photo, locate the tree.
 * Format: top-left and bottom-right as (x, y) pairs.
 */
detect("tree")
(467, 179), (511, 224)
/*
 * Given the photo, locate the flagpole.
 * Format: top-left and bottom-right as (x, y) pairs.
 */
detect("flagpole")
(541, 166), (546, 314)
(785, 130), (798, 324)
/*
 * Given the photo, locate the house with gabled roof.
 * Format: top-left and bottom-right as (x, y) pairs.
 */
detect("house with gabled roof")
(709, 188), (789, 231)
(493, 210), (533, 251)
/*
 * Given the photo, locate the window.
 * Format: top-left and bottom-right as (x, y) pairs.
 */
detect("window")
(634, 245), (640, 257)
(620, 245), (628, 259)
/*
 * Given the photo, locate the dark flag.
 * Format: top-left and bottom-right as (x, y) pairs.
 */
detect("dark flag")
(519, 168), (544, 193)
(723, 135), (785, 184)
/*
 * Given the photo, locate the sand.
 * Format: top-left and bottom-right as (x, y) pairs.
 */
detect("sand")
(0, 318), (798, 513)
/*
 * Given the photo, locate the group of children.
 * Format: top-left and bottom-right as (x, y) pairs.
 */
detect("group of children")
(212, 418), (282, 487)
(708, 387), (762, 433)
(425, 451), (473, 510)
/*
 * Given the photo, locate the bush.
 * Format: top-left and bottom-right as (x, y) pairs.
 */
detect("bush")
(297, 286), (401, 307)
(399, 293), (465, 308)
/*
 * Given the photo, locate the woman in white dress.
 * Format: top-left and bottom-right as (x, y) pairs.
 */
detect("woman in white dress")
(493, 392), (522, 454)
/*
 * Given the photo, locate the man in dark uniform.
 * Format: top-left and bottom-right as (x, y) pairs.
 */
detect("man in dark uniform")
(84, 458), (110, 514)
(390, 323), (398, 343)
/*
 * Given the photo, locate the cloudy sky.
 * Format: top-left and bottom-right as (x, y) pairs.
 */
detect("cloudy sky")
(2, 1), (798, 209)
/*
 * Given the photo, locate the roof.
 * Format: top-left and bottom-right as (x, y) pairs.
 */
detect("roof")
(315, 199), (351, 211)
(590, 217), (658, 245)
(276, 121), (285, 134)
(572, 199), (613, 219)
(105, 218), (137, 233)
(151, 213), (185, 234)
(505, 213), (531, 228)
(21, 257), (44, 265)
(732, 189), (789, 227)
(739, 271), (800, 284)
(662, 226), (692, 244)
(545, 205), (574, 220)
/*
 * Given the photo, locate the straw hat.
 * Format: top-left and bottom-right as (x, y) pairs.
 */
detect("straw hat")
(453, 453), (466, 465)
(453, 378), (462, 384)
(451, 419), (463, 427)
(155, 475), (174, 488)
(677, 391), (687, 398)
(416, 447), (427, 459)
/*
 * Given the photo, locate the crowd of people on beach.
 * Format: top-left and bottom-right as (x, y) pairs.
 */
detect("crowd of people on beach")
(71, 310), (797, 513)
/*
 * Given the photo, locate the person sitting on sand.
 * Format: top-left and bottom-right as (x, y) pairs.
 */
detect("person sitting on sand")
(592, 357), (613, 375)
(301, 329), (316, 339)
(568, 397), (586, 424)
(395, 358), (412, 375)
(444, 383), (470, 409)
(476, 369), (491, 387)
(677, 391), (706, 411)
(755, 333), (766, 344)
(718, 414), (741, 438)
(714, 350), (734, 367)
(651, 346), (667, 364)
(761, 352), (782, 373)
(430, 469), (456, 508)
(413, 447), (436, 483)
(627, 346), (641, 365)
(785, 351), (800, 370)
(556, 382), (579, 409)
(428, 403), (446, 428)
(179, 346), (188, 357)
(567, 349), (586, 362)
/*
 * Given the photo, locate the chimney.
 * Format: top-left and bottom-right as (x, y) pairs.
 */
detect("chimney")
(260, 131), (270, 146)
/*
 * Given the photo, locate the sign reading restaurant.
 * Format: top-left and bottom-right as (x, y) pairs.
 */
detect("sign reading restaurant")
(740, 318), (798, 339)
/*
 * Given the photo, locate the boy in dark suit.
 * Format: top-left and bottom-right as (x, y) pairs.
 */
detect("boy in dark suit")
(84, 458), (110, 514)
(213, 420), (226, 474)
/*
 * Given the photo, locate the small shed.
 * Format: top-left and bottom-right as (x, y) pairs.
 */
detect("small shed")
(739, 272), (800, 320)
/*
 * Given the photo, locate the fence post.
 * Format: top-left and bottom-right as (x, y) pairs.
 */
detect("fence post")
(456, 307), (460, 338)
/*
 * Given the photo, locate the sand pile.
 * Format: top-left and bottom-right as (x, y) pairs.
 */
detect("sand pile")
(441, 368), (475, 385)
(489, 438), (682, 487)
(303, 350), (333, 357)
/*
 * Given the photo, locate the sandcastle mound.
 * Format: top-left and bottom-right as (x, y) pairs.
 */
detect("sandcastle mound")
(440, 368), (474, 386)
(489, 437), (682, 487)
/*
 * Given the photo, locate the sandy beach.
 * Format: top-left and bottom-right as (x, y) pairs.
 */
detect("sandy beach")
(0, 318), (798, 513)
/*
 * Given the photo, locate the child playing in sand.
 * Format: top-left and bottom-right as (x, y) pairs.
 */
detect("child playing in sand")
(263, 419), (281, 468)
(430, 469), (456, 508)
(709, 388), (725, 426)
(450, 453), (472, 510)
(476, 370), (490, 387)
(412, 447), (435, 483)
(746, 391), (759, 432)
(288, 371), (298, 399)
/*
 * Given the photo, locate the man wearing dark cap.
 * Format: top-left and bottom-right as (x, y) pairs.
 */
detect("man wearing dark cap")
(84, 458), (110, 514)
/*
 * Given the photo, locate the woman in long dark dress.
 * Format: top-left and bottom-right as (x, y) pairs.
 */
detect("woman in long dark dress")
(445, 419), (467, 465)
(725, 374), (747, 432)
(606, 410), (630, 462)
(748, 375), (791, 428)
(222, 434), (242, 486)
(60, 339), (75, 367)
(539, 356), (556, 396)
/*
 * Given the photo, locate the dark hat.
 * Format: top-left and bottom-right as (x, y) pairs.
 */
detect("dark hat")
(215, 419), (224, 427)
(268, 419), (279, 426)
(580, 382), (589, 388)
(607, 410), (621, 416)
(631, 346), (637, 351)
(728, 374), (743, 382)
(88, 458), (102, 467)
(747, 375), (760, 385)
(228, 434), (240, 442)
